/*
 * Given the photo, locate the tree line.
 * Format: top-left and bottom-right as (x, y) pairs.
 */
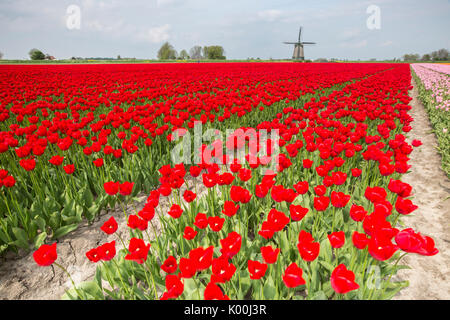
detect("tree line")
(157, 42), (226, 60)
(403, 48), (448, 62)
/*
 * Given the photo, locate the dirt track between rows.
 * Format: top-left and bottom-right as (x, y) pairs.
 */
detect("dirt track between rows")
(391, 76), (450, 300)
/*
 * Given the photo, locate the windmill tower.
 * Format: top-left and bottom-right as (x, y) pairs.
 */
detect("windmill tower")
(283, 27), (316, 60)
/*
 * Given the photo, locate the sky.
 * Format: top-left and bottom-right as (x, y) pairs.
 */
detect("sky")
(0, 0), (449, 60)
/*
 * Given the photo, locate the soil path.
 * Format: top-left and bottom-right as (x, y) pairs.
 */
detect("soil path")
(392, 77), (450, 300)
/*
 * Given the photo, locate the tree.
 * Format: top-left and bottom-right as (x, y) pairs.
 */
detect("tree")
(189, 46), (202, 60)
(402, 54), (419, 62)
(421, 53), (431, 61)
(203, 46), (226, 60)
(157, 42), (177, 60)
(29, 48), (45, 60)
(436, 48), (449, 61)
(117, 55), (121, 60)
(202, 46), (209, 60)
(179, 49), (189, 60)
(0, 51), (3, 60)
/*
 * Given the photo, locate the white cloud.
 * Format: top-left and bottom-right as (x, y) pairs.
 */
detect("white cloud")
(257, 10), (282, 22)
(137, 24), (171, 43)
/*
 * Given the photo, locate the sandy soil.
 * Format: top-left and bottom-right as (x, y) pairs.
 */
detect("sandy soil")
(0, 77), (449, 300)
(392, 77), (450, 300)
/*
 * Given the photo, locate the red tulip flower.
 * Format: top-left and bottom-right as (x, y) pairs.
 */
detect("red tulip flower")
(260, 245), (280, 264)
(49, 155), (64, 166)
(395, 228), (439, 256)
(352, 231), (369, 250)
(248, 260), (268, 280)
(183, 226), (198, 240)
(100, 216), (118, 234)
(330, 191), (350, 208)
(33, 243), (57, 266)
(211, 256), (236, 284)
(161, 274), (184, 300)
(349, 204), (368, 222)
(330, 264), (359, 294)
(63, 164), (75, 174)
(222, 201), (239, 217)
(220, 231), (242, 259)
(289, 204), (309, 221)
(119, 181), (134, 196)
(314, 196), (330, 211)
(125, 238), (150, 264)
(161, 256), (178, 274)
(293, 181), (309, 194)
(168, 204), (183, 219)
(104, 181), (120, 195)
(208, 216), (225, 232)
(282, 262), (306, 288)
(183, 190), (197, 203)
(328, 231), (346, 249)
(204, 282), (229, 300)
(189, 246), (214, 271)
(179, 257), (196, 279)
(98, 240), (116, 261)
(193, 212), (208, 229)
(86, 247), (101, 263)
(395, 197), (418, 215)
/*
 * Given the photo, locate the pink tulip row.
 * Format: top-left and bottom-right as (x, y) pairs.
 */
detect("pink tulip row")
(411, 64), (450, 112)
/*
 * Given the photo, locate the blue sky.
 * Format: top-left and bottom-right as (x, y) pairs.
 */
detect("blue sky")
(0, 0), (449, 60)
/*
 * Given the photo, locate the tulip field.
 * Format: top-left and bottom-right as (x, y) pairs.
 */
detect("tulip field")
(0, 62), (441, 300)
(411, 63), (450, 176)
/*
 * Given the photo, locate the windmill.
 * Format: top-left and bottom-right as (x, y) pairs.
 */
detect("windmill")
(283, 27), (316, 60)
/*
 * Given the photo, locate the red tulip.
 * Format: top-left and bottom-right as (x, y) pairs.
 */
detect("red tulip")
(98, 240), (116, 261)
(330, 264), (359, 294)
(204, 282), (229, 300)
(183, 226), (198, 240)
(349, 204), (368, 222)
(314, 196), (330, 211)
(183, 189), (197, 203)
(208, 216), (225, 232)
(33, 243), (57, 266)
(248, 260), (268, 280)
(63, 164), (75, 174)
(168, 204), (183, 219)
(161, 255), (178, 274)
(352, 231), (369, 249)
(328, 231), (346, 249)
(282, 262), (306, 288)
(119, 181), (134, 196)
(193, 212), (208, 229)
(125, 238), (150, 264)
(260, 245), (280, 264)
(100, 216), (118, 234)
(395, 197), (418, 215)
(104, 181), (120, 195)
